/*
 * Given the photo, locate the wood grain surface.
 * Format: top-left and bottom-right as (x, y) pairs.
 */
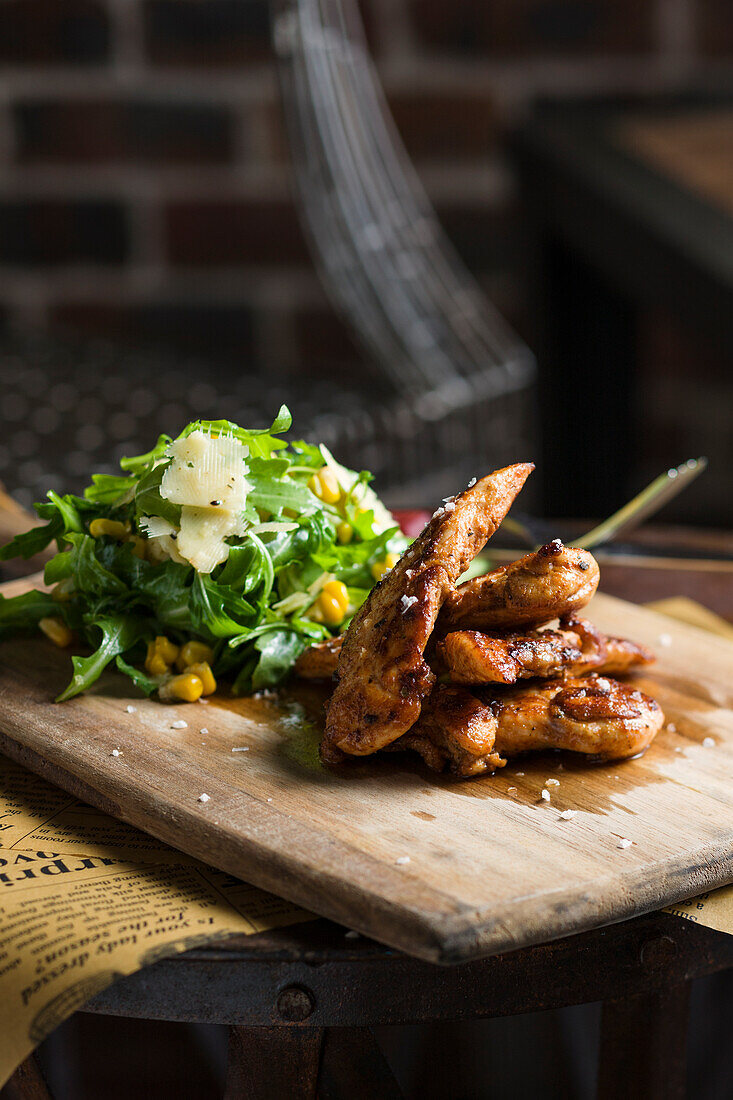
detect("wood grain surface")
(0, 571), (731, 963)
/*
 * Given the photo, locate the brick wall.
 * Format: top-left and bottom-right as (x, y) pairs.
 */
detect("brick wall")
(0, 0), (728, 380)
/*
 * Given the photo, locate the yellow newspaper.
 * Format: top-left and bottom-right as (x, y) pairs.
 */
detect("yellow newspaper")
(0, 756), (313, 1088)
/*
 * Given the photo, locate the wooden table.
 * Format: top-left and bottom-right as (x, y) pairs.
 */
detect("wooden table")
(2, 511), (733, 1100)
(511, 96), (733, 525)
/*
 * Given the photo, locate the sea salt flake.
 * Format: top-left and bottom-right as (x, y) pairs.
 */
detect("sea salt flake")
(467, 477), (477, 487)
(507, 786), (517, 792)
(344, 930), (359, 939)
(559, 809), (577, 820)
(400, 594), (418, 612)
(658, 633), (672, 647)
(515, 771), (525, 777)
(541, 788), (551, 802)
(395, 856), (411, 865)
(617, 837), (632, 849)
(198, 793), (210, 803)
(443, 501), (456, 512)
(667, 722), (676, 733)
(110, 749), (121, 758)
(595, 678), (611, 693)
(125, 705), (136, 714)
(546, 778), (560, 786)
(232, 746), (250, 752)
(171, 720), (187, 730)
(703, 737), (716, 748)
(199, 728), (209, 735)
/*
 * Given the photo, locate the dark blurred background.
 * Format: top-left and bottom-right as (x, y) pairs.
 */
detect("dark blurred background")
(0, 0), (731, 513)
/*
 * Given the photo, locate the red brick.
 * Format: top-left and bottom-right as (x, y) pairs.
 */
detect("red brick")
(0, 0), (109, 65)
(143, 0), (270, 65)
(165, 200), (310, 266)
(388, 91), (495, 159)
(697, 0), (733, 55)
(0, 201), (128, 265)
(14, 99), (235, 165)
(52, 300), (255, 358)
(294, 307), (365, 370)
(407, 0), (654, 56)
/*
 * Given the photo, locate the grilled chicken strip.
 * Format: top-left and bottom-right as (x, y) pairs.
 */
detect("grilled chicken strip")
(438, 618), (654, 685)
(391, 676), (663, 774)
(439, 540), (599, 633)
(385, 684), (504, 777)
(489, 676), (664, 761)
(294, 634), (343, 680)
(321, 463), (534, 763)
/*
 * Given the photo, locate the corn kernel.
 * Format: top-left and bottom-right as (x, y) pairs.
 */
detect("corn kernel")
(318, 592), (346, 626)
(160, 673), (204, 703)
(39, 616), (73, 648)
(185, 661), (216, 695)
(322, 579), (349, 614)
(371, 560), (390, 582)
(145, 642), (169, 677)
(154, 636), (179, 665)
(385, 552), (400, 569)
(336, 521), (353, 544)
(89, 518), (129, 541)
(129, 535), (147, 560)
(308, 468), (341, 505)
(176, 640), (215, 672)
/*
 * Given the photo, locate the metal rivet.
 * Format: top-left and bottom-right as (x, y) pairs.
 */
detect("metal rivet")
(640, 935), (677, 967)
(276, 985), (316, 1021)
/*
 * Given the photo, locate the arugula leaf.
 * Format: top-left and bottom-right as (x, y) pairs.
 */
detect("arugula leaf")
(251, 628), (308, 690)
(134, 463), (181, 527)
(0, 589), (58, 638)
(120, 435), (171, 475)
(115, 655), (158, 696)
(46, 491), (84, 535)
(0, 515), (63, 561)
(67, 534), (128, 598)
(57, 615), (147, 701)
(84, 474), (136, 505)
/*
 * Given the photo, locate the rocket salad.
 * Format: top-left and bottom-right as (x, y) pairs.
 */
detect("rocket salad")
(0, 407), (407, 701)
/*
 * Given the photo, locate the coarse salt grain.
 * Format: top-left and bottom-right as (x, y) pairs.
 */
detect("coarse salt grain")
(199, 728), (209, 735)
(171, 720), (187, 730)
(467, 477), (477, 487)
(675, 747), (682, 753)
(110, 749), (121, 758)
(617, 837), (632, 849)
(199, 698), (209, 704)
(266, 797), (273, 802)
(507, 786), (517, 792)
(559, 809), (577, 820)
(703, 737), (716, 748)
(541, 788), (551, 802)
(344, 930), (359, 939)
(198, 793), (210, 803)
(595, 678), (611, 693)
(658, 633), (672, 647)
(667, 722), (676, 733)
(125, 705), (136, 714)
(546, 778), (560, 786)
(515, 771), (525, 777)
(400, 594), (418, 612)
(395, 856), (410, 865)
(232, 746), (249, 752)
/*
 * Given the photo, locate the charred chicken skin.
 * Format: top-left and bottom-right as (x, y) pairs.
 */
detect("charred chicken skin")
(321, 463), (534, 763)
(488, 676), (664, 761)
(438, 617), (654, 685)
(439, 540), (599, 633)
(386, 684), (504, 777)
(392, 676), (663, 773)
(293, 634), (344, 680)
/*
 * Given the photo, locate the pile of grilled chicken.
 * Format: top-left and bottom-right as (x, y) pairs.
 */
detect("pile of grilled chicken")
(295, 463), (664, 777)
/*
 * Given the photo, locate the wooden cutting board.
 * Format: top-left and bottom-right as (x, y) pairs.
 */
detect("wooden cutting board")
(0, 574), (731, 963)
